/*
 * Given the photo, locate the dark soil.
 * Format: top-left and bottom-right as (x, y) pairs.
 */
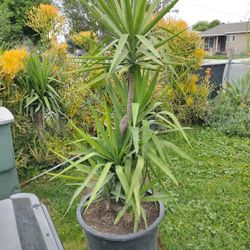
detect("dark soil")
(82, 199), (159, 235)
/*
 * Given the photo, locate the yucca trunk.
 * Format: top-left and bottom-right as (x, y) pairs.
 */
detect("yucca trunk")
(120, 67), (135, 137)
(35, 109), (44, 138)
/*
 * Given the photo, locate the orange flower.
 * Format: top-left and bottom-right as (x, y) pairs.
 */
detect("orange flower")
(205, 67), (211, 82)
(40, 4), (58, 17)
(195, 48), (205, 60)
(186, 74), (198, 94)
(158, 18), (188, 31)
(0, 48), (28, 80)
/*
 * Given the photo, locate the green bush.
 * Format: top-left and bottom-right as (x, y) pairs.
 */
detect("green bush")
(12, 111), (73, 171)
(207, 72), (250, 137)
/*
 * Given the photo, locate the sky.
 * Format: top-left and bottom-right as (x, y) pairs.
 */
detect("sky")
(170, 0), (250, 26)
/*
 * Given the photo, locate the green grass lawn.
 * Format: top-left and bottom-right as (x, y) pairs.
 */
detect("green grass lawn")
(23, 127), (250, 250)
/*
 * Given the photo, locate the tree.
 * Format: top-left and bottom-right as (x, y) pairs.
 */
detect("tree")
(61, 0), (178, 36)
(192, 21), (209, 32)
(60, 0), (102, 33)
(192, 19), (221, 32)
(0, 3), (12, 43)
(209, 19), (221, 29)
(0, 0), (50, 45)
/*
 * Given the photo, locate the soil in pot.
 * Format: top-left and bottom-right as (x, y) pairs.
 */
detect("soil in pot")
(82, 200), (159, 235)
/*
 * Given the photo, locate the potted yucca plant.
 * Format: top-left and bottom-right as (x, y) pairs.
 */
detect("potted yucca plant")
(53, 0), (191, 249)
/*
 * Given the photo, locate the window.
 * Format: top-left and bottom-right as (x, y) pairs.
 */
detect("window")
(227, 35), (236, 42)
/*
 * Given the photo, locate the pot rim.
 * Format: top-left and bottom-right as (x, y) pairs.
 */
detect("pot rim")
(76, 193), (165, 241)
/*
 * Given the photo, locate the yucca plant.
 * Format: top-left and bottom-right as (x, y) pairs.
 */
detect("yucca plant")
(19, 54), (61, 133)
(54, 0), (191, 235)
(78, 0), (183, 135)
(54, 99), (190, 232)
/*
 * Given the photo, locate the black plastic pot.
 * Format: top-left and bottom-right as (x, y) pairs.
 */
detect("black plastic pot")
(76, 194), (165, 250)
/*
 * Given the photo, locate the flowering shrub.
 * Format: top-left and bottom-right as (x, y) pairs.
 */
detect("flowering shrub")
(43, 38), (68, 71)
(0, 48), (28, 81)
(26, 4), (64, 44)
(49, 39), (68, 58)
(153, 18), (208, 124)
(71, 31), (97, 53)
(61, 67), (105, 133)
(0, 5), (71, 169)
(157, 74), (210, 124)
(157, 18), (205, 71)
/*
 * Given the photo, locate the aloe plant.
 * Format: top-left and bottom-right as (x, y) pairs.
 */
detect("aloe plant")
(227, 71), (250, 104)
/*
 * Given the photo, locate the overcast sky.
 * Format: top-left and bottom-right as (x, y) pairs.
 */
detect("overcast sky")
(169, 0), (250, 26)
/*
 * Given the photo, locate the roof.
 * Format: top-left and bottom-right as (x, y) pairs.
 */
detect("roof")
(200, 21), (250, 37)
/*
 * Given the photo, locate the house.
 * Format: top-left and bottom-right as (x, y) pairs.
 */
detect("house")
(200, 21), (250, 57)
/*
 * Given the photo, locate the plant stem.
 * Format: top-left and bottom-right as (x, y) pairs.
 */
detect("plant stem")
(35, 109), (44, 139)
(120, 68), (135, 137)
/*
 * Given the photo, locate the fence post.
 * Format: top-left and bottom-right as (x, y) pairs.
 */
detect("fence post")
(0, 107), (20, 199)
(226, 59), (232, 83)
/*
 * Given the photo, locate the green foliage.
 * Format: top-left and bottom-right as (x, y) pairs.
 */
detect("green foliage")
(12, 110), (74, 172)
(208, 19), (221, 29)
(60, 0), (104, 34)
(54, 70), (190, 231)
(0, 3), (12, 43)
(192, 21), (210, 32)
(160, 127), (250, 249)
(0, 0), (50, 45)
(207, 94), (250, 137)
(50, 0), (192, 232)
(0, 41), (11, 54)
(78, 0), (180, 76)
(192, 19), (221, 32)
(18, 54), (61, 125)
(24, 128), (250, 249)
(227, 72), (250, 102)
(207, 72), (250, 137)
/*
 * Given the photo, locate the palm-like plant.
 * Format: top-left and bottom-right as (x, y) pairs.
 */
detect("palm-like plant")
(19, 54), (61, 131)
(79, 0), (180, 135)
(54, 0), (191, 232)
